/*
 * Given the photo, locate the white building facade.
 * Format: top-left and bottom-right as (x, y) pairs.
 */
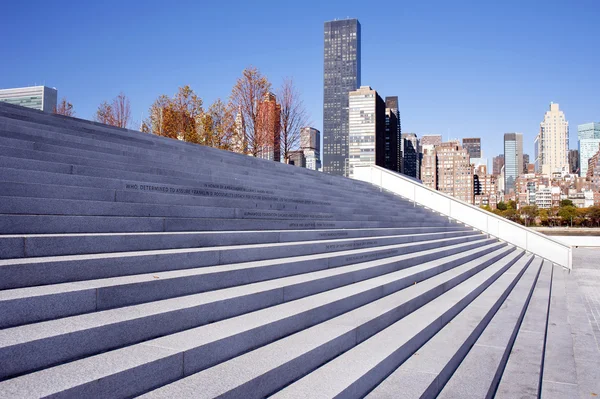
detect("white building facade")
(0, 86), (57, 113)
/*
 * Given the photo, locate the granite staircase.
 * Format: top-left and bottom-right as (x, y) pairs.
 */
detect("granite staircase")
(0, 102), (580, 398)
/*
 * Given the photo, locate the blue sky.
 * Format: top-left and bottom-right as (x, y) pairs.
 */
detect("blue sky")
(2, 0), (599, 160)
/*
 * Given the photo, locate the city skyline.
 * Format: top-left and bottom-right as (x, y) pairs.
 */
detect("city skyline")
(2, 1), (599, 160)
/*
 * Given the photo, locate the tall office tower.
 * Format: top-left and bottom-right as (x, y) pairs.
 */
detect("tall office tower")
(568, 149), (580, 175)
(436, 142), (473, 203)
(462, 138), (481, 159)
(0, 86), (57, 112)
(522, 154), (530, 173)
(535, 102), (569, 175)
(256, 93), (281, 162)
(421, 135), (442, 148)
(323, 18), (361, 176)
(300, 127), (321, 170)
(492, 154), (504, 176)
(384, 96), (401, 173)
(504, 133), (524, 194)
(402, 133), (420, 179)
(348, 86), (385, 178)
(577, 122), (600, 177)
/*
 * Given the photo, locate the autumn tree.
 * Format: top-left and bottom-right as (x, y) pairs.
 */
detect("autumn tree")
(520, 205), (538, 227)
(589, 206), (600, 227)
(145, 95), (173, 137)
(95, 92), (131, 128)
(539, 209), (549, 226)
(95, 101), (113, 125)
(558, 205), (578, 226)
(278, 77), (309, 163)
(200, 99), (235, 150)
(145, 86), (203, 143)
(230, 66), (272, 156)
(54, 98), (75, 116)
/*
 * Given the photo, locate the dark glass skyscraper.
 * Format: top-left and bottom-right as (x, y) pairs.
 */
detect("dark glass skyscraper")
(323, 19), (361, 176)
(402, 133), (420, 179)
(504, 133), (523, 194)
(385, 96), (401, 173)
(462, 138), (481, 159)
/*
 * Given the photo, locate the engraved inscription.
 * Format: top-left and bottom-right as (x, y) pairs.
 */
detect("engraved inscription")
(123, 183), (331, 206)
(345, 249), (399, 263)
(325, 240), (378, 250)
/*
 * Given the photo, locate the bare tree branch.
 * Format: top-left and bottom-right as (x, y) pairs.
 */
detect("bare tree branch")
(278, 77), (309, 163)
(95, 92), (131, 128)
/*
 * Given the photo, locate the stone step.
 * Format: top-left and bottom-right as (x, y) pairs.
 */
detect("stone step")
(0, 112), (375, 192)
(0, 153), (403, 215)
(0, 214), (454, 234)
(267, 253), (532, 399)
(494, 261), (552, 398)
(398, 259), (542, 399)
(0, 128), (395, 199)
(0, 107), (384, 198)
(0, 143), (363, 201)
(0, 245), (515, 397)
(436, 260), (543, 399)
(139, 250), (526, 399)
(0, 147), (377, 206)
(0, 154), (336, 201)
(0, 179), (434, 218)
(0, 124), (367, 191)
(1, 226), (472, 259)
(363, 258), (542, 399)
(0, 194), (413, 225)
(539, 265), (580, 398)
(0, 232), (484, 290)
(0, 237), (497, 328)
(0, 115), (347, 184)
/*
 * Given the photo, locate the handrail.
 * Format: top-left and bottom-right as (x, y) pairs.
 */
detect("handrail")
(353, 165), (572, 270)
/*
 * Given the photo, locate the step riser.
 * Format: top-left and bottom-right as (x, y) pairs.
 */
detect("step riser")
(0, 111), (384, 195)
(416, 260), (542, 399)
(0, 215), (455, 234)
(0, 234), (483, 290)
(123, 250), (521, 399)
(2, 196), (411, 223)
(0, 153), (378, 204)
(0, 186), (438, 222)
(0, 124), (355, 184)
(0, 176), (427, 217)
(0, 240), (500, 328)
(2, 227), (472, 259)
(436, 261), (543, 399)
(0, 243), (507, 383)
(0, 144), (374, 199)
(0, 121), (374, 191)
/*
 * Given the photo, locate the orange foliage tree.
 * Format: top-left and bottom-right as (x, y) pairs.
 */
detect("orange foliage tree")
(95, 92), (131, 128)
(54, 98), (75, 116)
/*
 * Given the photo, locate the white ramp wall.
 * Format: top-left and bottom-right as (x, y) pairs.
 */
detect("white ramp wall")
(354, 165), (572, 270)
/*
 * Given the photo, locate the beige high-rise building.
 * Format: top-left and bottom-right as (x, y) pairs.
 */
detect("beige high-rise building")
(535, 102), (569, 175)
(420, 147), (437, 190)
(421, 135), (442, 148)
(434, 142), (473, 204)
(348, 86), (385, 178)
